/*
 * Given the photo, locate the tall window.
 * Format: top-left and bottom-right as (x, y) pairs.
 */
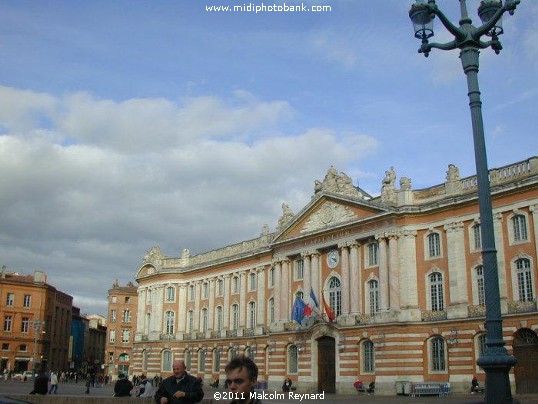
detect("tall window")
(23, 295), (31, 308)
(122, 310), (131, 323)
(363, 340), (375, 373)
(146, 289), (152, 304)
(165, 311), (175, 335)
(189, 285), (195, 301)
(6, 293), (14, 307)
(4, 315), (12, 332)
(431, 337), (446, 371)
(109, 330), (116, 343)
(121, 329), (130, 343)
(516, 258), (533, 302)
(185, 350), (191, 370)
(201, 308), (208, 333)
(21, 317), (30, 333)
(213, 349), (221, 373)
(430, 272), (444, 311)
(162, 350), (173, 372)
(367, 242), (379, 266)
(216, 306), (223, 331)
(513, 214), (528, 242)
(368, 280), (379, 315)
(269, 298), (275, 323)
(476, 265), (485, 306)
(428, 233), (441, 258)
(472, 224), (482, 250)
(217, 279), (224, 296)
(269, 267), (275, 287)
(231, 304), (239, 330)
(188, 311), (194, 333)
(203, 283), (209, 299)
(166, 286), (175, 302)
(199, 349), (206, 372)
(110, 310), (117, 322)
(478, 333), (487, 357)
(328, 277), (342, 316)
(288, 345), (299, 374)
(248, 302), (256, 329)
(249, 273), (257, 291)
(142, 350), (148, 371)
(295, 259), (304, 280)
(232, 277), (239, 294)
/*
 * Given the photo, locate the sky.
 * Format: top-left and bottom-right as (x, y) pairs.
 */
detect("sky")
(1, 0), (537, 316)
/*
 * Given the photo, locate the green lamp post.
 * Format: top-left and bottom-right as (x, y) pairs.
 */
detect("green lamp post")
(409, 0), (521, 402)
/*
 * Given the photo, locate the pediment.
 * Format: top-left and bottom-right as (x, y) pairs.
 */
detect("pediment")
(274, 194), (387, 241)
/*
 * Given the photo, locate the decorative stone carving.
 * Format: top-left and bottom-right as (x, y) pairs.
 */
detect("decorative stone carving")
(142, 246), (164, 267)
(446, 164), (460, 182)
(314, 166), (367, 199)
(381, 167), (397, 205)
(277, 203), (295, 231)
(300, 202), (357, 233)
(400, 177), (411, 191)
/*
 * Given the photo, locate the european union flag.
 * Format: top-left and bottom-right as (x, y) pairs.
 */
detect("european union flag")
(291, 297), (306, 324)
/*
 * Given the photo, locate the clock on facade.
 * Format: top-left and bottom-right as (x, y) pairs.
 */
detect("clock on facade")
(327, 250), (339, 268)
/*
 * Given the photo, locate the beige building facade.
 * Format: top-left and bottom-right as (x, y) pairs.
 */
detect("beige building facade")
(129, 157), (538, 395)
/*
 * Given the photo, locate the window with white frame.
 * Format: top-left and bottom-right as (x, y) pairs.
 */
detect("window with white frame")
(188, 311), (194, 333)
(112, 296), (117, 303)
(21, 317), (30, 333)
(201, 308), (208, 333)
(162, 350), (173, 372)
(472, 223), (482, 251)
(189, 285), (195, 301)
(3, 315), (12, 332)
(295, 259), (304, 280)
(430, 272), (444, 311)
(216, 306), (223, 331)
(166, 286), (175, 302)
(23, 294), (31, 308)
(122, 310), (131, 323)
(165, 311), (175, 335)
(431, 336), (446, 371)
(328, 277), (342, 317)
(110, 310), (117, 322)
(6, 293), (14, 307)
(217, 279), (224, 296)
(516, 258), (533, 302)
(249, 273), (257, 291)
(231, 304), (239, 330)
(269, 298), (275, 323)
(232, 276), (239, 294)
(367, 242), (379, 266)
(288, 345), (299, 374)
(427, 232), (441, 258)
(109, 330), (116, 343)
(475, 265), (485, 306)
(362, 340), (375, 373)
(477, 333), (487, 357)
(368, 280), (379, 315)
(269, 267), (275, 288)
(512, 214), (528, 242)
(248, 301), (256, 329)
(121, 329), (130, 343)
(203, 282), (209, 299)
(296, 291), (304, 300)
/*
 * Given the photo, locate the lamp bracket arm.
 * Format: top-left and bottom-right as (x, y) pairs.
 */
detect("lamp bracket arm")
(423, 39), (458, 53)
(429, 6), (465, 41)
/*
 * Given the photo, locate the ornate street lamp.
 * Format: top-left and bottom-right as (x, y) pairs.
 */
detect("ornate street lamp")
(409, 1), (521, 402)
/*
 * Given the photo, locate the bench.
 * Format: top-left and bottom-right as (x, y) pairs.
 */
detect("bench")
(410, 382), (450, 397)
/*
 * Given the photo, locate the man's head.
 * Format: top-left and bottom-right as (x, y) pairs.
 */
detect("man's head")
(172, 360), (187, 378)
(225, 356), (258, 395)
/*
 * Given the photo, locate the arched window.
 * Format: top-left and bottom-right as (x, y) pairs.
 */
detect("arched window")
(516, 258), (533, 302)
(187, 311), (194, 333)
(185, 349), (191, 370)
(269, 298), (275, 323)
(368, 280), (379, 315)
(430, 272), (444, 311)
(328, 277), (342, 316)
(248, 302), (256, 330)
(165, 311), (175, 335)
(142, 349), (148, 371)
(476, 265), (485, 306)
(477, 333), (486, 357)
(362, 340), (375, 373)
(512, 214), (528, 241)
(231, 304), (239, 330)
(201, 308), (208, 333)
(296, 291), (304, 300)
(428, 233), (441, 258)
(213, 348), (221, 373)
(215, 306), (223, 331)
(288, 345), (298, 374)
(118, 353), (130, 361)
(431, 337), (446, 371)
(162, 350), (173, 372)
(199, 349), (206, 372)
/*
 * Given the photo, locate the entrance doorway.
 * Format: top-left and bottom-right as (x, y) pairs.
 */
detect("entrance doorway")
(317, 336), (335, 393)
(513, 328), (538, 394)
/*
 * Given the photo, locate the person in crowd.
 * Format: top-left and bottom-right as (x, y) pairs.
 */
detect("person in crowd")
(225, 356), (261, 404)
(30, 365), (49, 395)
(114, 373), (134, 397)
(138, 374), (154, 398)
(367, 381), (375, 395)
(353, 379), (364, 392)
(154, 360), (204, 404)
(282, 378), (292, 392)
(48, 371), (59, 394)
(471, 375), (480, 394)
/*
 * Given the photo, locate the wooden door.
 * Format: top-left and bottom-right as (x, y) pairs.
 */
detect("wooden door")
(513, 328), (538, 394)
(317, 336), (335, 393)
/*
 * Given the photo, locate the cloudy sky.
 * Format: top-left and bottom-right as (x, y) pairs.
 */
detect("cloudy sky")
(1, 0), (536, 315)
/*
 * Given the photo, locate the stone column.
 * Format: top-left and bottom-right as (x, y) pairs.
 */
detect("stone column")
(223, 275), (231, 330)
(178, 285), (187, 333)
(239, 271), (247, 328)
(208, 279), (215, 331)
(444, 222), (468, 316)
(398, 230), (419, 316)
(338, 242), (351, 315)
(376, 235), (389, 311)
(388, 234), (400, 310)
(273, 260), (282, 321)
(302, 252), (312, 298)
(256, 266), (266, 326)
(136, 288), (146, 333)
(493, 213), (508, 302)
(152, 286), (164, 334)
(193, 281), (201, 331)
(349, 242), (361, 314)
(281, 259), (291, 321)
(311, 251), (321, 304)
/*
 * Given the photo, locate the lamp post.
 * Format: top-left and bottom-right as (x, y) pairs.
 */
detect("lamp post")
(32, 319), (45, 378)
(409, 1), (520, 402)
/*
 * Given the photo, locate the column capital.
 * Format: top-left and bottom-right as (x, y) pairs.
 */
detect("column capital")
(443, 221), (464, 232)
(529, 204), (538, 213)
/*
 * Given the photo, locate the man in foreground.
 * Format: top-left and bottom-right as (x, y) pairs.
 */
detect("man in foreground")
(225, 356), (261, 404)
(154, 360), (204, 404)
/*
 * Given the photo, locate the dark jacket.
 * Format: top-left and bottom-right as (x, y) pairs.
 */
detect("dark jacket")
(114, 377), (134, 397)
(154, 373), (204, 404)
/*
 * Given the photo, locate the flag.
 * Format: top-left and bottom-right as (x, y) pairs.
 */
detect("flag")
(322, 293), (336, 322)
(291, 297), (306, 324)
(303, 303), (313, 317)
(309, 287), (319, 308)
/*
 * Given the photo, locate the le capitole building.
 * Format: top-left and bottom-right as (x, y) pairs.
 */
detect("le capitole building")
(122, 156), (537, 395)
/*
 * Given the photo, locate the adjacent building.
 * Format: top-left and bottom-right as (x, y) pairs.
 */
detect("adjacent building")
(125, 157), (537, 394)
(105, 280), (138, 379)
(0, 270), (73, 374)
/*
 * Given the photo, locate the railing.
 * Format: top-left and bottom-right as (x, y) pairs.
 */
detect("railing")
(508, 300), (537, 314)
(468, 305), (486, 318)
(355, 313), (372, 324)
(421, 310), (447, 322)
(159, 333), (175, 341)
(226, 329), (238, 338)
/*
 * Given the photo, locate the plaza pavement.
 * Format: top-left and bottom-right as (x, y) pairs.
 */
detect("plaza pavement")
(2, 380), (538, 403)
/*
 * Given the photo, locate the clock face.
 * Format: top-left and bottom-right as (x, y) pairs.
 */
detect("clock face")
(327, 250), (339, 268)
